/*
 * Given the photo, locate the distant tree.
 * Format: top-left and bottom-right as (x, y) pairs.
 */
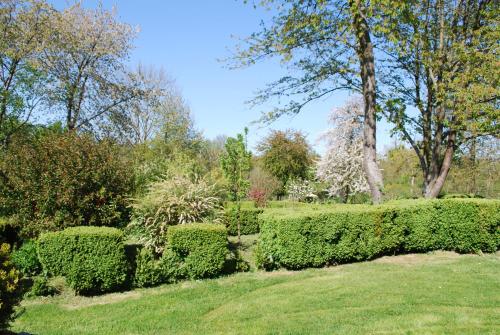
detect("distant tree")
(220, 129), (251, 243)
(380, 146), (421, 200)
(0, 0), (50, 147)
(257, 129), (312, 195)
(107, 64), (172, 144)
(248, 163), (281, 205)
(316, 97), (369, 202)
(41, 2), (137, 131)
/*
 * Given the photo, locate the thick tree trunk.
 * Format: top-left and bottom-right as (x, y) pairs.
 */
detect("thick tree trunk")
(423, 131), (456, 198)
(349, 0), (384, 204)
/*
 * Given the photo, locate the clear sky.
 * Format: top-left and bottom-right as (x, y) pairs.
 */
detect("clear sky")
(48, 0), (395, 153)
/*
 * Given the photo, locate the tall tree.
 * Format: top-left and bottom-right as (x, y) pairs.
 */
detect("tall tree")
(41, 2), (137, 131)
(377, 0), (499, 197)
(220, 129), (251, 243)
(0, 0), (50, 147)
(232, 0), (384, 202)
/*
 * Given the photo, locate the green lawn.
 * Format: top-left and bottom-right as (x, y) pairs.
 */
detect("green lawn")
(11, 252), (500, 335)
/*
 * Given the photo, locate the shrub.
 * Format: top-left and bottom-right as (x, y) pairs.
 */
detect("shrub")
(130, 175), (221, 254)
(223, 207), (263, 236)
(27, 276), (57, 297)
(37, 226), (129, 295)
(248, 165), (282, 203)
(257, 199), (499, 270)
(11, 240), (41, 277)
(167, 223), (228, 279)
(0, 132), (134, 238)
(248, 188), (267, 208)
(0, 243), (21, 329)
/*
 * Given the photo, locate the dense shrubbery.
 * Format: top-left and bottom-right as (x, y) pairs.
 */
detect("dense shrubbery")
(0, 243), (21, 329)
(256, 199), (499, 270)
(0, 132), (134, 238)
(223, 207), (263, 235)
(133, 248), (185, 288)
(130, 174), (221, 254)
(132, 223), (229, 287)
(167, 223), (228, 279)
(11, 240), (41, 277)
(27, 276), (57, 297)
(37, 226), (130, 295)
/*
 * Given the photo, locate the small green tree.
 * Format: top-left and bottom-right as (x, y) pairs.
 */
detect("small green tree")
(220, 129), (251, 244)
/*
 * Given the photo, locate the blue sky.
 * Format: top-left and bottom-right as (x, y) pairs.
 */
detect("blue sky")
(49, 0), (395, 153)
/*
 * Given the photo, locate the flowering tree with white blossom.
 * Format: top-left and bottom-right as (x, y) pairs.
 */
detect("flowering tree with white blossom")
(316, 97), (369, 202)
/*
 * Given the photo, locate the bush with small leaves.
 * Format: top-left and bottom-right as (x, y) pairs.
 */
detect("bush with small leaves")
(12, 240), (41, 277)
(37, 226), (129, 295)
(167, 223), (228, 279)
(223, 207), (263, 236)
(257, 199), (499, 270)
(27, 276), (57, 297)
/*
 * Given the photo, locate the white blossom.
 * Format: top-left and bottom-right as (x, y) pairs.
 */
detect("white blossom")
(316, 97), (369, 199)
(286, 179), (317, 202)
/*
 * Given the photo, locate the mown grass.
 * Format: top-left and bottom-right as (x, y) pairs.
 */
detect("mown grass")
(11, 252), (499, 335)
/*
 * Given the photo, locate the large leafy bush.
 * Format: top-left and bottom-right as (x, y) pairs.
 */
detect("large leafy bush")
(0, 243), (21, 329)
(130, 175), (221, 253)
(37, 226), (129, 295)
(11, 240), (41, 276)
(0, 132), (134, 238)
(257, 199), (499, 270)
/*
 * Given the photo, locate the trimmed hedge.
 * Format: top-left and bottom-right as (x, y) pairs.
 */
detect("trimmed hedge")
(223, 208), (263, 235)
(256, 199), (499, 270)
(167, 223), (228, 279)
(37, 226), (129, 295)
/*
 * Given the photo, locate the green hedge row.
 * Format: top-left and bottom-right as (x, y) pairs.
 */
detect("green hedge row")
(133, 223), (229, 287)
(37, 226), (129, 295)
(256, 199), (500, 270)
(223, 208), (263, 235)
(167, 223), (228, 279)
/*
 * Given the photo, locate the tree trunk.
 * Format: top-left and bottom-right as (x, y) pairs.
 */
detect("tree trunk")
(349, 0), (384, 204)
(423, 131), (456, 198)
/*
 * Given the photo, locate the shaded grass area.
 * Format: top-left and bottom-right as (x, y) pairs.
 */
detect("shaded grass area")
(11, 252), (500, 335)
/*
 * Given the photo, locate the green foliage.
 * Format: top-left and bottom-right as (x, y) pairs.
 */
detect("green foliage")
(167, 223), (228, 279)
(257, 199), (499, 270)
(257, 130), (313, 194)
(133, 248), (184, 288)
(37, 226), (129, 295)
(27, 276), (56, 297)
(130, 174), (221, 254)
(223, 207), (263, 236)
(11, 240), (41, 277)
(0, 132), (134, 238)
(0, 243), (21, 329)
(220, 131), (251, 201)
(9, 253), (500, 334)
